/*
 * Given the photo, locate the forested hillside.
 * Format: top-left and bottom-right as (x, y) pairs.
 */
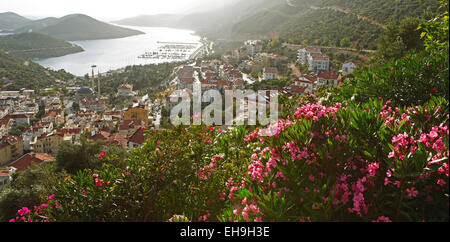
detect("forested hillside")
(318, 0), (440, 24)
(1, 0), (448, 223)
(0, 32), (84, 59)
(0, 12), (30, 30)
(0, 50), (74, 90)
(231, 0), (441, 49)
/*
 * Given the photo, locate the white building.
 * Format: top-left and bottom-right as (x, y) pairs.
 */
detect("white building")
(117, 84), (135, 97)
(341, 61), (357, 74)
(245, 40), (261, 56)
(293, 75), (317, 93)
(308, 53), (330, 73)
(297, 47), (321, 65)
(0, 167), (16, 191)
(262, 67), (278, 81)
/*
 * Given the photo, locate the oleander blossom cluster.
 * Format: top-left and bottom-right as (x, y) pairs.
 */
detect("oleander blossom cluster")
(222, 100), (448, 222)
(10, 98), (449, 222)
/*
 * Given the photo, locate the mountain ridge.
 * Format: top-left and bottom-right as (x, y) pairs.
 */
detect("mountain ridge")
(0, 12), (31, 30)
(11, 13), (144, 41)
(0, 32), (84, 59)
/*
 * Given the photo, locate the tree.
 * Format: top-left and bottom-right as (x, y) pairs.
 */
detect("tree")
(418, 0), (449, 52)
(56, 136), (105, 174)
(0, 162), (65, 221)
(72, 102), (80, 112)
(340, 37), (351, 48)
(376, 17), (425, 61)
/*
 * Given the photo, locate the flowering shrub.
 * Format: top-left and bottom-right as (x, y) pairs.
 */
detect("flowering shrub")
(12, 95), (448, 222)
(218, 97), (449, 222)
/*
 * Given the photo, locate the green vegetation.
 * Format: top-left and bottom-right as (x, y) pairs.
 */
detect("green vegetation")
(1, 0), (449, 223)
(0, 32), (84, 59)
(333, 1), (449, 107)
(0, 162), (67, 221)
(247, 78), (292, 91)
(56, 137), (106, 174)
(8, 123), (30, 137)
(0, 50), (74, 90)
(319, 0), (440, 25)
(231, 0), (440, 50)
(96, 62), (181, 108)
(14, 14), (144, 41)
(376, 17), (425, 61)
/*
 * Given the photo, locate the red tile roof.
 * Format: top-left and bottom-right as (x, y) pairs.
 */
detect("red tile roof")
(318, 71), (339, 80)
(0, 169), (11, 176)
(119, 120), (144, 131)
(0, 135), (22, 149)
(127, 128), (146, 145)
(87, 131), (111, 141)
(286, 85), (307, 94)
(264, 67), (278, 74)
(9, 153), (55, 172)
(118, 84), (133, 90)
(309, 53), (329, 61)
(107, 133), (128, 148)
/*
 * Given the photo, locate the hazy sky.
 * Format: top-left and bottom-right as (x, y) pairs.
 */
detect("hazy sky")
(1, 0), (236, 21)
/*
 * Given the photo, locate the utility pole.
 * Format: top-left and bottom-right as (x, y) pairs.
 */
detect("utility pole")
(91, 65), (97, 93)
(97, 70), (101, 97)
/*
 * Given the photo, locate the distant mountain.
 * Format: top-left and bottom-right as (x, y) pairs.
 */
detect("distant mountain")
(0, 50), (74, 91)
(13, 17), (60, 34)
(114, 0), (284, 39)
(15, 14), (144, 41)
(113, 14), (180, 27)
(0, 12), (31, 30)
(0, 32), (84, 59)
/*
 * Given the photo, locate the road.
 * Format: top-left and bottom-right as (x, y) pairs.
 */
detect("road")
(310, 5), (387, 29)
(283, 43), (376, 54)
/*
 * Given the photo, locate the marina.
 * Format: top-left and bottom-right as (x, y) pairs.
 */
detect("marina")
(138, 41), (201, 60)
(34, 26), (202, 76)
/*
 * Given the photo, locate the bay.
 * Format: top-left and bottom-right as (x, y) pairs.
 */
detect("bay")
(34, 25), (202, 76)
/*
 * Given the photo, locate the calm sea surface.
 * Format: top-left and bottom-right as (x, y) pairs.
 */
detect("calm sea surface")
(34, 25), (201, 76)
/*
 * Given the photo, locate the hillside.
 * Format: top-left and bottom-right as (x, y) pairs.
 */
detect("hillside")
(0, 1), (448, 223)
(14, 14), (144, 41)
(114, 0), (284, 39)
(0, 12), (31, 30)
(0, 32), (84, 59)
(112, 14), (180, 27)
(13, 17), (60, 34)
(318, 0), (440, 25)
(230, 0), (441, 49)
(0, 50), (74, 90)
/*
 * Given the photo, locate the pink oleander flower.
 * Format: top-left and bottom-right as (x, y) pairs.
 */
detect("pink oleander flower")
(406, 187), (419, 198)
(437, 178), (446, 186)
(141, 126), (146, 131)
(48, 194), (55, 200)
(98, 150), (106, 159)
(156, 141), (161, 146)
(17, 207), (31, 216)
(169, 215), (189, 222)
(373, 216), (392, 222)
(367, 162), (379, 177)
(94, 178), (104, 187)
(40, 204), (49, 208)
